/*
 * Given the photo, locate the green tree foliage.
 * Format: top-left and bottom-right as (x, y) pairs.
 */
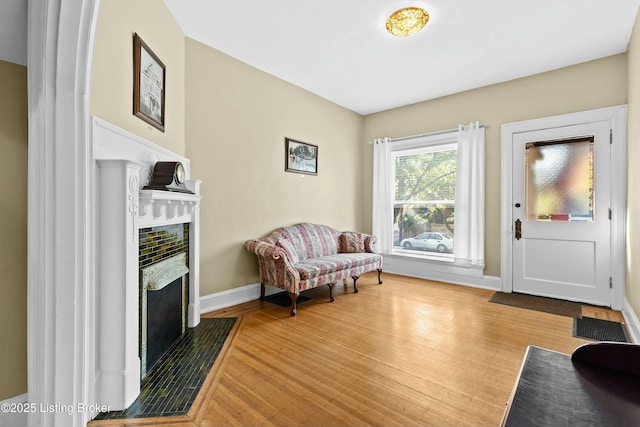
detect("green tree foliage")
(394, 150), (457, 243)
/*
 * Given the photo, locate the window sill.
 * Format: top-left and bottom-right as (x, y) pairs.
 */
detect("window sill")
(392, 248), (454, 263)
(383, 251), (484, 279)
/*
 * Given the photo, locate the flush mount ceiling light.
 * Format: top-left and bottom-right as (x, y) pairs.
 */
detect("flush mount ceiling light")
(386, 7), (430, 37)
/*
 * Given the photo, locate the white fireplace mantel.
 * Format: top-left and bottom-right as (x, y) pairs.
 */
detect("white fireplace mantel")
(93, 118), (202, 410)
(139, 189), (201, 227)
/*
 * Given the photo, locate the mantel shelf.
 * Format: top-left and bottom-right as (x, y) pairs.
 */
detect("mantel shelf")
(139, 189), (202, 220)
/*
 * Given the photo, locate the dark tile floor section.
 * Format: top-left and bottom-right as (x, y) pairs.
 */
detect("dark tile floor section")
(94, 317), (237, 420)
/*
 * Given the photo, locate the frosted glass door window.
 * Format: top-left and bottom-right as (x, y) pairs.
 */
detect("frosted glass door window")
(524, 136), (594, 222)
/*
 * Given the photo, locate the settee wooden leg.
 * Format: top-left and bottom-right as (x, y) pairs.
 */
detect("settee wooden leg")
(327, 283), (335, 302)
(289, 292), (298, 316)
(260, 283), (266, 300)
(377, 269), (383, 284)
(352, 276), (359, 293)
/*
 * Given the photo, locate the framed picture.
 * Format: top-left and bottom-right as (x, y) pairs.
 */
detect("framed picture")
(285, 138), (318, 175)
(133, 33), (165, 132)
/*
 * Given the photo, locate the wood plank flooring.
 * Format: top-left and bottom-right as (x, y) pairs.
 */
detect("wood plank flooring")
(91, 272), (625, 427)
(581, 304), (625, 322)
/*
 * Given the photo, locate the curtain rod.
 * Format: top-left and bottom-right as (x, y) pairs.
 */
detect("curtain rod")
(369, 122), (488, 144)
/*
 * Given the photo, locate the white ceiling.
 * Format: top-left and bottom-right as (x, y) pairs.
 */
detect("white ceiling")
(1, 1), (638, 114)
(164, 0), (640, 115)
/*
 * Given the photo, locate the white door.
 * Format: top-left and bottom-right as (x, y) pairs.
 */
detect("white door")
(512, 121), (611, 306)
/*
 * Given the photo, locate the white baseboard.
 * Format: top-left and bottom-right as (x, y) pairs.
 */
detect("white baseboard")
(383, 255), (502, 291)
(200, 283), (260, 314)
(392, 270), (502, 292)
(623, 298), (640, 344)
(200, 282), (285, 314)
(0, 393), (28, 427)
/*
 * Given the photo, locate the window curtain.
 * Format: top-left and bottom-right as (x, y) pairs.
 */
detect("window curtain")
(372, 137), (393, 254)
(453, 122), (485, 267)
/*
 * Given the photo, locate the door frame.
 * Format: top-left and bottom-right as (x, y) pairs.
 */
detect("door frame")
(501, 105), (627, 310)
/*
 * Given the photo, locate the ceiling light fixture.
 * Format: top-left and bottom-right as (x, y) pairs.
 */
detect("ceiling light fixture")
(386, 7), (430, 37)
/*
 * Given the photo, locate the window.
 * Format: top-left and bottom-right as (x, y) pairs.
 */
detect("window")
(525, 136), (594, 222)
(372, 122), (485, 268)
(393, 142), (457, 259)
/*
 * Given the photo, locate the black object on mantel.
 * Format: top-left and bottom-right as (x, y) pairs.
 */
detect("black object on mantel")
(502, 344), (640, 427)
(143, 161), (193, 193)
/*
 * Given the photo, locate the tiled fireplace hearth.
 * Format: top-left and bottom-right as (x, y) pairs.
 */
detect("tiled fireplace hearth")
(93, 118), (202, 410)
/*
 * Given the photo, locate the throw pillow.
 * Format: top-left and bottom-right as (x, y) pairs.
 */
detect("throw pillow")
(276, 238), (299, 264)
(339, 232), (365, 253)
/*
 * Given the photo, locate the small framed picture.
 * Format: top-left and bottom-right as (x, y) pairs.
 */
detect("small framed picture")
(133, 33), (165, 132)
(285, 138), (318, 175)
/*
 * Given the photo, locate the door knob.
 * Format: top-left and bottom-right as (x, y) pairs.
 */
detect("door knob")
(515, 219), (522, 240)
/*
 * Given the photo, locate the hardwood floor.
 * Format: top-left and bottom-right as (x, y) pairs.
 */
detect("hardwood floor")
(581, 304), (625, 322)
(92, 272), (623, 427)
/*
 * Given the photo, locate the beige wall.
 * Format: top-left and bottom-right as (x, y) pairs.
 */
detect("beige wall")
(627, 9), (640, 319)
(0, 60), (27, 400)
(91, 0), (185, 155)
(362, 55), (628, 277)
(87, 1), (637, 311)
(185, 38), (365, 295)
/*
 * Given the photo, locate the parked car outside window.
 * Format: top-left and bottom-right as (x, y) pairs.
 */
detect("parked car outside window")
(400, 232), (453, 253)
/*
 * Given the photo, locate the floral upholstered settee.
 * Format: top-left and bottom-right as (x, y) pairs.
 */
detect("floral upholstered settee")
(245, 223), (383, 315)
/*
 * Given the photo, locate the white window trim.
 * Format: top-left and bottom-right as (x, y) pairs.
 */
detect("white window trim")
(374, 127), (490, 281)
(390, 130), (458, 152)
(390, 131), (457, 262)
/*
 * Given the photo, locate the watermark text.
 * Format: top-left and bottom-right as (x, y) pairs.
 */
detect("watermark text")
(1, 402), (111, 415)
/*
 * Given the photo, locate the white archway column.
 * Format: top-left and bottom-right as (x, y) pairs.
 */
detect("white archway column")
(27, 1), (100, 426)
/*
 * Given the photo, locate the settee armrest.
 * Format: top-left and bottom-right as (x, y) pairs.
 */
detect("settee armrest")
(244, 239), (301, 293)
(245, 239), (283, 259)
(362, 233), (377, 253)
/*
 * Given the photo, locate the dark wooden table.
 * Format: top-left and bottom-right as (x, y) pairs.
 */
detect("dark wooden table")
(502, 345), (640, 427)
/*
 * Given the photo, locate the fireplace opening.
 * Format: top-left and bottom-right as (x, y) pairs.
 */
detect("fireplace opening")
(139, 224), (190, 379)
(146, 277), (183, 373)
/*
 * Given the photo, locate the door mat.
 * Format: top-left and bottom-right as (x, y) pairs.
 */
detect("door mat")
(264, 291), (311, 307)
(489, 292), (582, 318)
(573, 317), (631, 343)
(94, 317), (237, 421)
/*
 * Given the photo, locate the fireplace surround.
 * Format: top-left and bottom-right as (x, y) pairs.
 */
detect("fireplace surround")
(93, 118), (202, 410)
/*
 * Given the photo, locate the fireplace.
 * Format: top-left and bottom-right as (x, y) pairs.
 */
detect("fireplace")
(139, 225), (190, 378)
(93, 118), (202, 410)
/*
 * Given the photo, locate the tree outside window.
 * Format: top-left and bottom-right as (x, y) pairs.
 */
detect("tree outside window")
(393, 144), (457, 255)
